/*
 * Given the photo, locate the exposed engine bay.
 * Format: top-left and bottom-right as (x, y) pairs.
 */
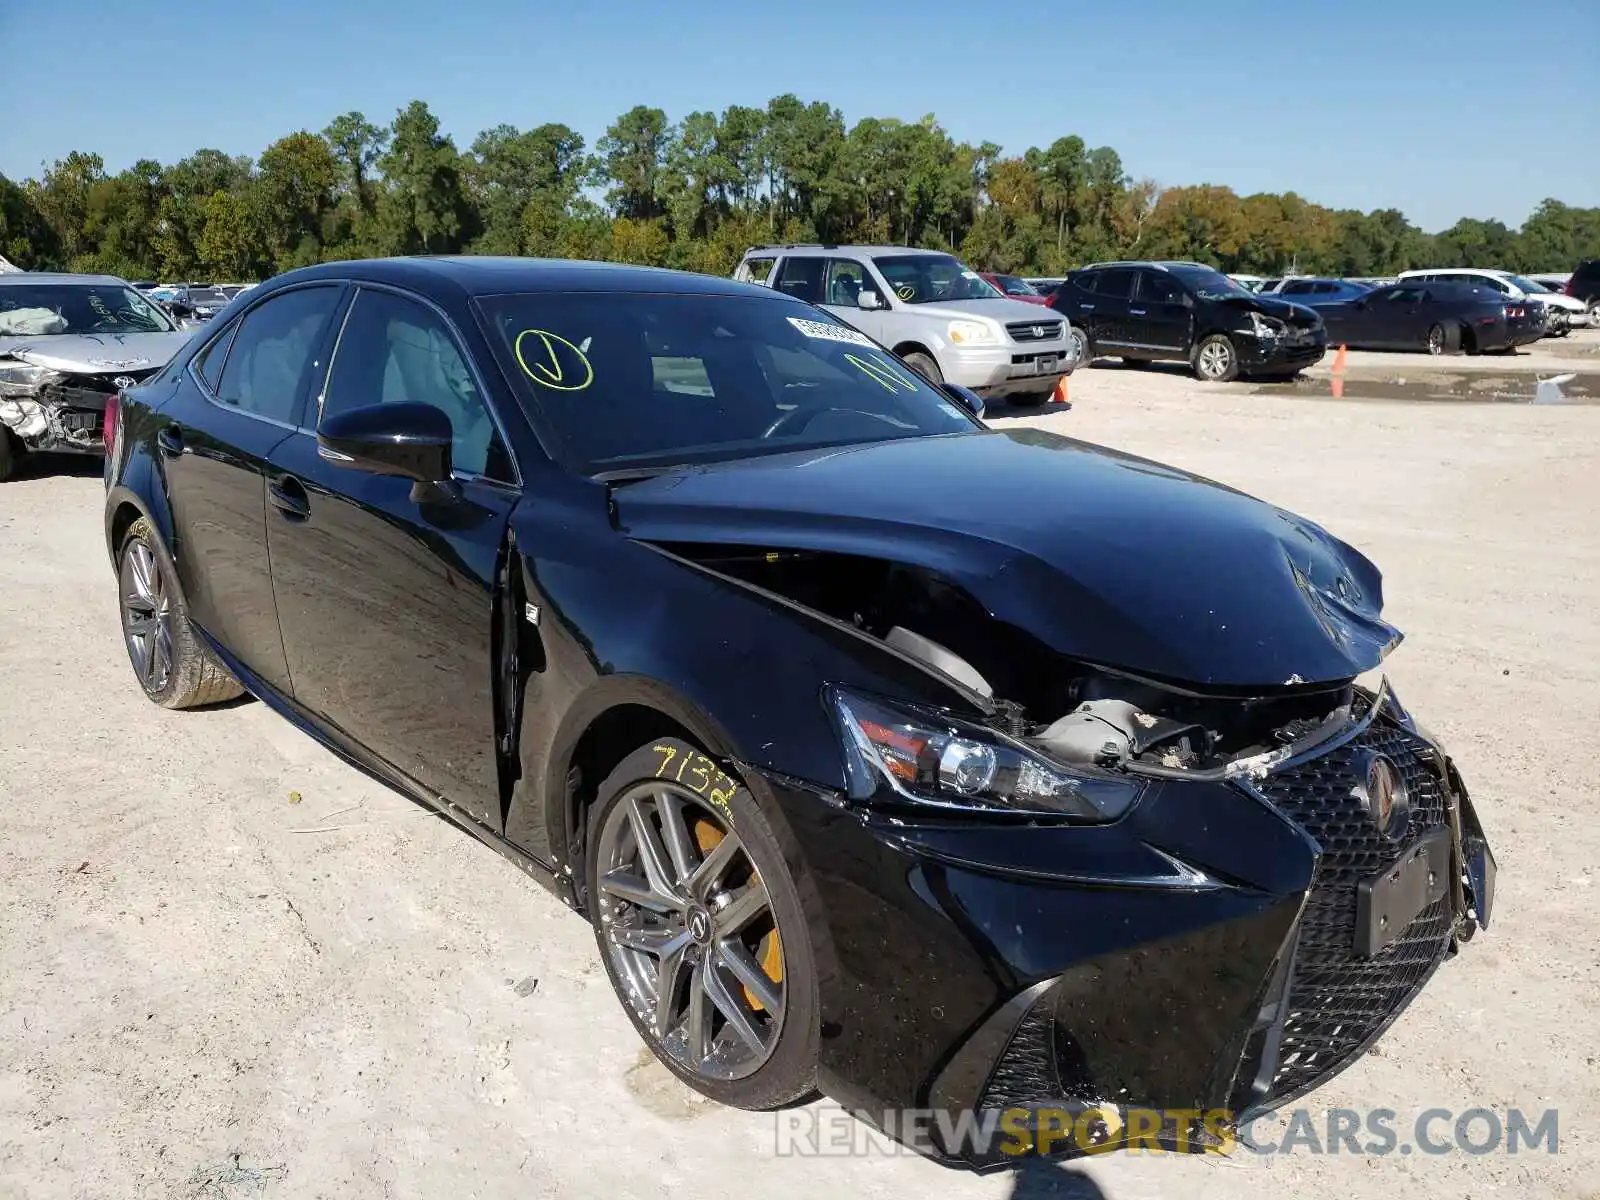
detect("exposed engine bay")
(0, 365), (143, 455)
(659, 544), (1358, 778)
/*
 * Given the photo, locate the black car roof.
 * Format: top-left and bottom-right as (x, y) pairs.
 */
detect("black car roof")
(268, 256), (775, 302)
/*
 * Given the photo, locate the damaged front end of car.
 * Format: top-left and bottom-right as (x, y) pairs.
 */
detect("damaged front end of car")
(0, 348), (161, 462)
(610, 432), (1495, 1166)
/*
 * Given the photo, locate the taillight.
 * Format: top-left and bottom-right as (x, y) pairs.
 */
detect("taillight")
(1565, 278), (1576, 296)
(104, 392), (121, 460)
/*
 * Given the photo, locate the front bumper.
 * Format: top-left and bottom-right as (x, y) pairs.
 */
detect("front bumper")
(942, 334), (1081, 397)
(759, 699), (1492, 1167)
(0, 387), (108, 455)
(1238, 329), (1327, 375)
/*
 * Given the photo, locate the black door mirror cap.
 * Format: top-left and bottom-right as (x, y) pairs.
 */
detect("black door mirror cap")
(317, 401), (454, 484)
(939, 382), (986, 419)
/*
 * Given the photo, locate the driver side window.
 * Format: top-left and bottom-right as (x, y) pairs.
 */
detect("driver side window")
(322, 288), (508, 480)
(824, 259), (872, 307)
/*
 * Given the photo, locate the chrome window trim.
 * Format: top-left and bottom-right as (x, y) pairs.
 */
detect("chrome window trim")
(313, 281), (523, 489)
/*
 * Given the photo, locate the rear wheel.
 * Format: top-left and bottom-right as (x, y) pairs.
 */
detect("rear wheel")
(588, 739), (818, 1110)
(900, 350), (942, 385)
(1193, 334), (1239, 382)
(1427, 323), (1448, 355)
(117, 518), (244, 709)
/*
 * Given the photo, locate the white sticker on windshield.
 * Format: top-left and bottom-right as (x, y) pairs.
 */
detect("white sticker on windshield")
(786, 316), (875, 346)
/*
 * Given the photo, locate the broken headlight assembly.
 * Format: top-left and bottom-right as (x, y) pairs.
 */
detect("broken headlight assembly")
(0, 364), (60, 397)
(1245, 311), (1287, 340)
(829, 689), (1142, 821)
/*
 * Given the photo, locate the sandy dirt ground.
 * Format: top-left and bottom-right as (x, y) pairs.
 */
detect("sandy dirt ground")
(2, 352), (1597, 1200)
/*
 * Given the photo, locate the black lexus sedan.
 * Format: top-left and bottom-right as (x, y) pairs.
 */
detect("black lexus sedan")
(101, 257), (1494, 1165)
(1319, 279), (1540, 354)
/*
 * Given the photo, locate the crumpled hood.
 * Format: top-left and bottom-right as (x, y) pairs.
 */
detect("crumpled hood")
(1217, 292), (1320, 325)
(613, 429), (1400, 689)
(0, 330), (192, 374)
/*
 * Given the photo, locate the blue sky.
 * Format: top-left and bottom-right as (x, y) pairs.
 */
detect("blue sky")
(1, 0), (1594, 232)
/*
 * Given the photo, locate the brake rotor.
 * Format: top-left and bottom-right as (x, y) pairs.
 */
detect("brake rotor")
(693, 818), (783, 1011)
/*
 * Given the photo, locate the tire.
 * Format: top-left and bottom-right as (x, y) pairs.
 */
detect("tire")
(117, 517), (244, 709)
(1588, 299), (1600, 327)
(1427, 323), (1448, 356)
(1193, 334), (1240, 382)
(587, 738), (819, 1110)
(1069, 326), (1093, 368)
(0, 430), (20, 482)
(900, 350), (943, 385)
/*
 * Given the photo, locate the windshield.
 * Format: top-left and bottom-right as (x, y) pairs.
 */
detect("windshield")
(476, 291), (977, 474)
(993, 274), (1039, 297)
(0, 283), (177, 336)
(1169, 266), (1253, 301)
(872, 255), (1002, 304)
(1503, 274), (1546, 293)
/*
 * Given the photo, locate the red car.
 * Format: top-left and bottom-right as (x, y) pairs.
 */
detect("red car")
(980, 272), (1050, 305)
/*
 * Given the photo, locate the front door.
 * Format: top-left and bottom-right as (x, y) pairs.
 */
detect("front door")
(158, 284), (346, 694)
(1131, 269), (1193, 353)
(265, 286), (520, 826)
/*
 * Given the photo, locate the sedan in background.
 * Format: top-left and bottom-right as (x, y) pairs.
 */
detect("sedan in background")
(1261, 278), (1374, 306)
(0, 273), (191, 480)
(978, 273), (1050, 305)
(1318, 280), (1540, 354)
(101, 255), (1491, 1166)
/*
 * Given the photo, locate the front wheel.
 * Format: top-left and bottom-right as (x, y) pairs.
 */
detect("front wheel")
(117, 518), (244, 709)
(1427, 323), (1448, 356)
(900, 350), (943, 385)
(1193, 334), (1239, 382)
(588, 739), (819, 1110)
(0, 430), (20, 482)
(1069, 326), (1092, 368)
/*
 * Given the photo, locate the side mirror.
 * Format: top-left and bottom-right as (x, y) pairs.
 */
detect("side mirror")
(318, 401), (453, 483)
(857, 290), (886, 311)
(940, 382), (985, 420)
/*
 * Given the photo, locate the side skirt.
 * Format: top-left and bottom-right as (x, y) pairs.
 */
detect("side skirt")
(197, 628), (580, 911)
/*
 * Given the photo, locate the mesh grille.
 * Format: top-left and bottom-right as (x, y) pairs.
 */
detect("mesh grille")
(1006, 320), (1062, 342)
(1256, 722), (1454, 1101)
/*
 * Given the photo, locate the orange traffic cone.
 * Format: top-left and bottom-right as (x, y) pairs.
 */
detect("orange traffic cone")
(1051, 374), (1071, 406)
(1330, 344), (1347, 399)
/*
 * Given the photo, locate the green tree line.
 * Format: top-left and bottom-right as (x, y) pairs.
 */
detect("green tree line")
(3, 96), (1597, 282)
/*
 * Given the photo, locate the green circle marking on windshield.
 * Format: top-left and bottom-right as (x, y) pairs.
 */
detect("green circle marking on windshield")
(894, 284), (916, 301)
(515, 328), (594, 391)
(845, 352), (918, 394)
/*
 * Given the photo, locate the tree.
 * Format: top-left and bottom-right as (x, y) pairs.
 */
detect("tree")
(597, 106), (669, 220)
(376, 100), (474, 255)
(254, 131), (339, 269)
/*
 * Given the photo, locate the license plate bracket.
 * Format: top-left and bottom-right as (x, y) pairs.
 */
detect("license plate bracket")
(1354, 826), (1451, 958)
(1034, 355), (1058, 375)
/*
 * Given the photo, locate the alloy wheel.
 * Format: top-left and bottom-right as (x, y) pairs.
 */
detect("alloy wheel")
(1070, 327), (1090, 365)
(595, 782), (785, 1082)
(1428, 324), (1446, 355)
(1198, 340), (1232, 379)
(121, 541), (173, 693)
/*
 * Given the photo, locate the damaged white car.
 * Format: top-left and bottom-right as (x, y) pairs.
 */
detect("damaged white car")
(0, 274), (192, 481)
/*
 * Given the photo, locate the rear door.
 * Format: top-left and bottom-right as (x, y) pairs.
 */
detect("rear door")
(1081, 267), (1138, 349)
(1131, 269), (1192, 353)
(157, 284), (346, 694)
(264, 284), (520, 826)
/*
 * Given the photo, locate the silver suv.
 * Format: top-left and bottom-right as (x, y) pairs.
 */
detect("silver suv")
(734, 245), (1079, 405)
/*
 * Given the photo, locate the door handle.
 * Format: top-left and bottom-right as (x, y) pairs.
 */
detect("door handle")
(1079, 304), (1095, 311)
(156, 426), (184, 456)
(1129, 308), (1147, 316)
(268, 476), (311, 521)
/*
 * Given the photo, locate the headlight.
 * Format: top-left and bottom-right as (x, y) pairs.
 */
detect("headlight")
(947, 319), (998, 346)
(0, 364), (61, 396)
(830, 689), (1142, 821)
(1246, 311), (1286, 338)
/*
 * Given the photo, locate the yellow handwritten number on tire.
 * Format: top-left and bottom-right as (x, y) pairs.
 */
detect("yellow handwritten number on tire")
(514, 329), (594, 391)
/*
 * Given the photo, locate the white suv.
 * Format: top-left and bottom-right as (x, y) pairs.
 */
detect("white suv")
(734, 245), (1079, 405)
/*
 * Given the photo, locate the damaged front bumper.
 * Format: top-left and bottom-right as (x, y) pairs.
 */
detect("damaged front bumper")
(760, 688), (1493, 1168)
(0, 371), (131, 455)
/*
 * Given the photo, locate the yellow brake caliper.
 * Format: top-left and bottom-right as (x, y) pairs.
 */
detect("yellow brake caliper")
(693, 818), (783, 1010)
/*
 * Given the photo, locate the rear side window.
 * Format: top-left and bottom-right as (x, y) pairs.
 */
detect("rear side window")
(741, 256), (776, 284)
(773, 258), (825, 304)
(1094, 268), (1137, 299)
(215, 287), (342, 423)
(193, 321), (238, 391)
(1281, 280), (1314, 295)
